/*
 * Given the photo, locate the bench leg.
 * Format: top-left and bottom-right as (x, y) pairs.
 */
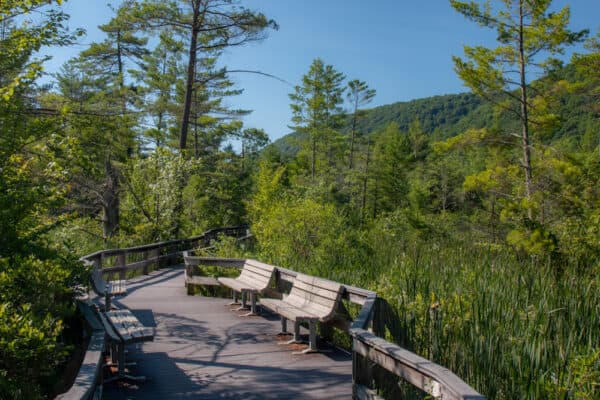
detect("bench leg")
(293, 320), (330, 355)
(277, 317), (291, 336)
(234, 291), (250, 311)
(280, 320), (303, 345)
(227, 290), (241, 306)
(104, 342), (147, 384)
(240, 292), (259, 317)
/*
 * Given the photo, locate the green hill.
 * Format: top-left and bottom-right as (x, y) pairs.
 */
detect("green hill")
(271, 65), (597, 156)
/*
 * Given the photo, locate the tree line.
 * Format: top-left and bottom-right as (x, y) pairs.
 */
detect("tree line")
(1, 0), (599, 398)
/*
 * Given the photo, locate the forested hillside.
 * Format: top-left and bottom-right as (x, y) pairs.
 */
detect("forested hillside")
(1, 0), (599, 399)
(273, 63), (598, 158)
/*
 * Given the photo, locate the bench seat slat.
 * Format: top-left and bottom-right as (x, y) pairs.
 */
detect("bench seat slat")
(292, 280), (341, 301)
(240, 263), (273, 278)
(295, 274), (342, 292)
(237, 271), (270, 287)
(218, 277), (260, 292)
(288, 287), (340, 309)
(260, 298), (320, 321)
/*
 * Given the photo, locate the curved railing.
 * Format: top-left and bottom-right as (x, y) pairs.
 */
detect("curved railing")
(184, 255), (486, 399)
(58, 226), (248, 400)
(60, 225), (485, 400)
(349, 297), (485, 400)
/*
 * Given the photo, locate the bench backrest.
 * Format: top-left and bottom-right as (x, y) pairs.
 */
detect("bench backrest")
(285, 273), (343, 321)
(90, 267), (106, 295)
(237, 259), (275, 290)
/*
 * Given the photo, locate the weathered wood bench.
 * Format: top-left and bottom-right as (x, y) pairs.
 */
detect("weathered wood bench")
(91, 267), (127, 309)
(217, 259), (276, 316)
(183, 254), (222, 295)
(260, 273), (343, 354)
(97, 308), (154, 383)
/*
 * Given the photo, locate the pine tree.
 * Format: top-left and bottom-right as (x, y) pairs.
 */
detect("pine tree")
(451, 0), (586, 217)
(130, 0), (277, 151)
(289, 58), (346, 182)
(346, 79), (375, 169)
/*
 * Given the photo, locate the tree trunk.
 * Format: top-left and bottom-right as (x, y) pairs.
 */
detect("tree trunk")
(103, 157), (120, 238)
(361, 137), (371, 221)
(311, 131), (316, 182)
(348, 99), (358, 170)
(180, 1), (201, 150)
(519, 0), (533, 219)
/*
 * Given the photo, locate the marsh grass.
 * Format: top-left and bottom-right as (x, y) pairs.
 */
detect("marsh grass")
(255, 230), (599, 399)
(365, 237), (600, 399)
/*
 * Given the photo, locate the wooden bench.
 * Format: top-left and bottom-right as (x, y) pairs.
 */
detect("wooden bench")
(260, 273), (343, 354)
(97, 308), (154, 383)
(183, 260), (221, 295)
(91, 267), (127, 309)
(217, 259), (275, 316)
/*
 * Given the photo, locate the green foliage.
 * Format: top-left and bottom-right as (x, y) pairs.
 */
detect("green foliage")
(0, 0), (84, 100)
(289, 58), (346, 181)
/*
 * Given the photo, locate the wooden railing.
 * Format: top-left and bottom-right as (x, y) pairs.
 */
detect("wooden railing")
(349, 297), (485, 399)
(60, 226), (248, 400)
(63, 226), (484, 400)
(81, 226), (249, 283)
(186, 256), (486, 400)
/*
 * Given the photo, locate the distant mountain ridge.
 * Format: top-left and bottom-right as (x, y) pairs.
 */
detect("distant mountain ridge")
(271, 91), (492, 156)
(271, 65), (596, 157)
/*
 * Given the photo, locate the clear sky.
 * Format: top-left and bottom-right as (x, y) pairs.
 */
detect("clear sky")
(42, 0), (599, 142)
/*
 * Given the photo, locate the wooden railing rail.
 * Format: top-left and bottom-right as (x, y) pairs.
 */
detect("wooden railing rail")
(186, 255), (485, 400)
(62, 226), (248, 400)
(56, 301), (104, 400)
(81, 226), (249, 282)
(66, 229), (484, 400)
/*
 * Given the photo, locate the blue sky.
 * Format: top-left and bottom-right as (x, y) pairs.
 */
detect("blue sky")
(42, 0), (599, 142)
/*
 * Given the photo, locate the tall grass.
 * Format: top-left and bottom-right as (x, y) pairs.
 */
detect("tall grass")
(365, 237), (600, 399)
(254, 223), (599, 399)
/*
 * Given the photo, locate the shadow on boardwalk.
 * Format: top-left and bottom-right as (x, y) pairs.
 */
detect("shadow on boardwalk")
(102, 266), (352, 399)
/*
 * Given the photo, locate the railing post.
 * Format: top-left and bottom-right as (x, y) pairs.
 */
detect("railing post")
(150, 248), (159, 271)
(116, 252), (126, 281)
(168, 243), (177, 265)
(143, 250), (149, 275)
(352, 339), (373, 399)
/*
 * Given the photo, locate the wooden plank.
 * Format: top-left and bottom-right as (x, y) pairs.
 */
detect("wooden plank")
(244, 259), (276, 273)
(352, 329), (485, 400)
(292, 281), (341, 302)
(296, 273), (342, 292)
(240, 263), (273, 279)
(56, 329), (104, 400)
(97, 311), (122, 343)
(186, 276), (220, 286)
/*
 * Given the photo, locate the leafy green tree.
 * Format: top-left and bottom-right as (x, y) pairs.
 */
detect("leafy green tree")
(133, 32), (185, 149)
(346, 79), (375, 169)
(0, 5), (86, 398)
(130, 0), (277, 151)
(0, 0), (83, 100)
(51, 57), (137, 238)
(289, 58), (346, 182)
(79, 1), (148, 95)
(451, 0), (586, 211)
(370, 122), (411, 216)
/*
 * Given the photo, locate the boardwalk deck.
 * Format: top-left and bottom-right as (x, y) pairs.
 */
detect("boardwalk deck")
(103, 266), (352, 399)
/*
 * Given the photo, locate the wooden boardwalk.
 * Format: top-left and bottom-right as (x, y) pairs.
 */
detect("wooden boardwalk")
(102, 266), (352, 399)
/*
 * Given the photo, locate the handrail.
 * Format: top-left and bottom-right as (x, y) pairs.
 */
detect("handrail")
(61, 226), (248, 400)
(65, 228), (484, 400)
(350, 328), (485, 400)
(185, 255), (485, 399)
(56, 301), (104, 400)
